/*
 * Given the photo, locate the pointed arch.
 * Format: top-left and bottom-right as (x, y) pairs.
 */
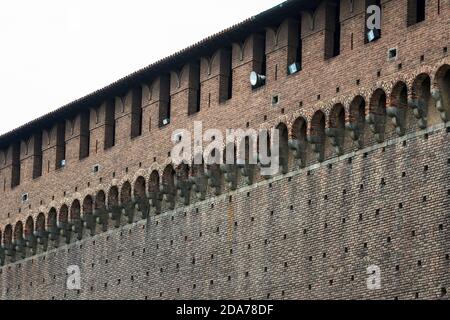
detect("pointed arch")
(82, 195), (94, 216)
(108, 186), (119, 209)
(149, 171), (160, 194)
(162, 165), (176, 188)
(47, 208), (58, 230)
(13, 221), (24, 242)
(59, 205), (69, 225)
(70, 199), (81, 222)
(276, 122), (289, 173)
(120, 182), (132, 206)
(369, 88), (387, 116)
(95, 190), (106, 211)
(3, 224), (12, 247)
(134, 177), (146, 201)
(36, 213), (46, 233)
(25, 216), (34, 239)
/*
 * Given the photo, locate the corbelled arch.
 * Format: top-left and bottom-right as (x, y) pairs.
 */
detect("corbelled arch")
(326, 104), (346, 155)
(94, 190), (108, 232)
(161, 165), (176, 210)
(13, 221), (23, 243)
(275, 122), (289, 174)
(348, 95), (366, 147)
(69, 199), (82, 240)
(309, 110), (326, 162)
(133, 176), (149, 218)
(411, 73), (433, 127)
(120, 182), (132, 207)
(13, 220), (24, 258)
(367, 88), (387, 143)
(3, 224), (12, 251)
(433, 64), (450, 122)
(289, 116), (308, 167)
(47, 208), (58, 243)
(120, 181), (134, 223)
(387, 81), (409, 136)
(58, 204), (69, 227)
(107, 186), (119, 209)
(148, 170), (161, 214)
(25, 216), (34, 239)
(82, 195), (95, 236)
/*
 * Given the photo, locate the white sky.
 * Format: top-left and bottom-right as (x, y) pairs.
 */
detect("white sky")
(0, 0), (282, 135)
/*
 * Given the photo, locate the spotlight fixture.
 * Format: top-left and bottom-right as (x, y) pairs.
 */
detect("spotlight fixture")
(250, 71), (266, 88)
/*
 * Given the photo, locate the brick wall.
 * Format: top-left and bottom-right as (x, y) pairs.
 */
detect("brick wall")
(1, 122), (450, 300)
(0, 0), (450, 300)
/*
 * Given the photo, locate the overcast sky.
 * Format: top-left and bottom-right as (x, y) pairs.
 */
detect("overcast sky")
(0, 0), (281, 135)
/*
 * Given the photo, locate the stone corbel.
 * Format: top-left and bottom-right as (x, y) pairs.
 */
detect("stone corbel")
(149, 190), (163, 215)
(205, 165), (222, 196)
(122, 200), (135, 224)
(189, 172), (207, 201)
(288, 139), (306, 168)
(57, 221), (71, 244)
(47, 223), (60, 243)
(3, 243), (15, 259)
(132, 194), (150, 220)
(0, 249), (4, 266)
(70, 218), (83, 241)
(257, 154), (273, 179)
(431, 89), (448, 122)
(34, 228), (49, 249)
(220, 164), (238, 191)
(25, 232), (38, 252)
(307, 135), (324, 162)
(108, 205), (123, 228)
(386, 106), (406, 136)
(14, 238), (26, 259)
(82, 214), (96, 237)
(160, 184), (176, 210)
(175, 175), (192, 206)
(94, 208), (109, 232)
(325, 127), (344, 155)
(238, 162), (255, 186)
(366, 113), (384, 143)
(408, 98), (427, 129)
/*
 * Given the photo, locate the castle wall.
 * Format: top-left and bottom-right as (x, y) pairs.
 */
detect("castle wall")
(1, 121), (449, 300)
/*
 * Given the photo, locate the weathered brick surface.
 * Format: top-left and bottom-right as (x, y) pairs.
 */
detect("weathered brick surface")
(1, 123), (450, 300)
(0, 0), (450, 300)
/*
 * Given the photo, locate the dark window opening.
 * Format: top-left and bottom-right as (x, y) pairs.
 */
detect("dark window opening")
(104, 99), (116, 149)
(325, 0), (341, 59)
(79, 111), (90, 159)
(159, 75), (171, 127)
(131, 87), (143, 138)
(11, 142), (20, 188)
(261, 37), (267, 77)
(55, 122), (66, 170)
(333, 1), (341, 57)
(220, 48), (233, 102)
(188, 62), (201, 115)
(32, 133), (43, 179)
(287, 19), (302, 75)
(408, 0), (426, 26)
(251, 35), (267, 89)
